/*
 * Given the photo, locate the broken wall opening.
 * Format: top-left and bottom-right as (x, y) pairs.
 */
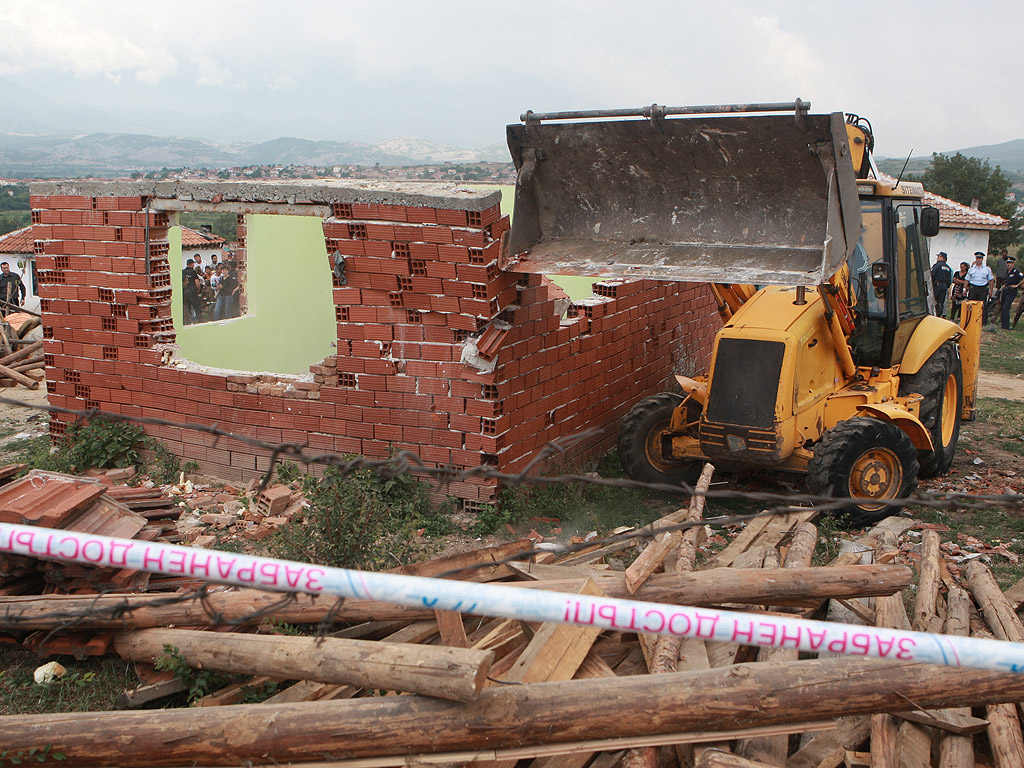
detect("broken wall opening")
(170, 214), (336, 375)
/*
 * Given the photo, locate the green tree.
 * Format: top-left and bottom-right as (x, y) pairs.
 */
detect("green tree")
(919, 152), (1022, 249)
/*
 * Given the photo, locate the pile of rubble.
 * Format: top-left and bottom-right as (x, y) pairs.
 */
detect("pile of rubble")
(0, 467), (305, 600)
(3, 467), (1024, 767)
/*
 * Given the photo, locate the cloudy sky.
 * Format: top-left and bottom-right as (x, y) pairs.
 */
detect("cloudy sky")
(0, 0), (1019, 156)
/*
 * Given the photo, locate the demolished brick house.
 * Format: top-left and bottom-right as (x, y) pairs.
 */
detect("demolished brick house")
(29, 181), (719, 507)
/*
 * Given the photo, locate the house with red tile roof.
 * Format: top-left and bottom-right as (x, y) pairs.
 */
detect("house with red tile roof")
(922, 190), (1009, 267)
(0, 224), (228, 313)
(0, 225), (40, 312)
(179, 225), (227, 277)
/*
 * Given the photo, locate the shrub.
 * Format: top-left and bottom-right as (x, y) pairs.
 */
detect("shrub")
(270, 462), (444, 570)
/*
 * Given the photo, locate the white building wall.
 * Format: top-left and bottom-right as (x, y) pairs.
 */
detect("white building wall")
(929, 228), (990, 268)
(181, 246), (224, 277)
(0, 253), (40, 313)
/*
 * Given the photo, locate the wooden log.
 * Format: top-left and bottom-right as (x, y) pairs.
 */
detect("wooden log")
(9, 658), (1024, 767)
(625, 463), (715, 768)
(738, 520), (818, 766)
(507, 563), (912, 606)
(872, 556), (911, 768)
(0, 589), (436, 630)
(966, 559), (1024, 642)
(938, 586), (975, 768)
(0, 339), (42, 367)
(0, 360), (38, 388)
(113, 627), (493, 702)
(986, 703), (1024, 768)
(912, 529), (941, 632)
(11, 356), (43, 372)
(390, 539), (534, 582)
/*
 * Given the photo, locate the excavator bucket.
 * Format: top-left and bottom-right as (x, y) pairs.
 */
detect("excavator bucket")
(505, 109), (861, 286)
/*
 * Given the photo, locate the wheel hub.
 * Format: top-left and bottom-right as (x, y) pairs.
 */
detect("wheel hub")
(848, 447), (902, 502)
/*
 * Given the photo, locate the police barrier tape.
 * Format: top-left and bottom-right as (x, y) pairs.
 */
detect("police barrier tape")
(3, 521), (1024, 672)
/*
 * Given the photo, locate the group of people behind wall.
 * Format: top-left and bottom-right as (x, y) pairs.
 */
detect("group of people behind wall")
(181, 252), (242, 325)
(931, 248), (1023, 330)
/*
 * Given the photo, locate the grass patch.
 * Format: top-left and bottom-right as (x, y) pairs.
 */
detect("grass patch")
(0, 648), (138, 715)
(492, 453), (696, 538)
(979, 325), (1024, 375)
(973, 397), (1024, 457)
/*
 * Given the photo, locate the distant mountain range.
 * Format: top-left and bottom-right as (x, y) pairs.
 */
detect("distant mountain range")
(0, 131), (510, 178)
(877, 138), (1024, 179)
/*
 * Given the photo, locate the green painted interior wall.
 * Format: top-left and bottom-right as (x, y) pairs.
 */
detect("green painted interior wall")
(166, 185), (595, 374)
(169, 214), (336, 375)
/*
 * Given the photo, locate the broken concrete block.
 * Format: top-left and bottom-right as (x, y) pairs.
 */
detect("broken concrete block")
(256, 485), (293, 517)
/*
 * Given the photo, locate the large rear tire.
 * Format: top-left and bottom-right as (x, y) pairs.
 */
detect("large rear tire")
(898, 340), (962, 477)
(618, 393), (700, 485)
(807, 417), (919, 527)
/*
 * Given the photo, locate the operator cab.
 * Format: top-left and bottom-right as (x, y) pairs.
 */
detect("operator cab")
(846, 178), (939, 369)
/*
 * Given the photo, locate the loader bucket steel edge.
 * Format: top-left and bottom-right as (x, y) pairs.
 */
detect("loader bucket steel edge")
(505, 111), (862, 286)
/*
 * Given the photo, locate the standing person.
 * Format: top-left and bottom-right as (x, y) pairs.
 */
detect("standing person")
(219, 267), (240, 319)
(1000, 256), (1021, 330)
(181, 258), (202, 325)
(193, 253), (205, 278)
(930, 252), (952, 317)
(965, 251), (995, 325)
(995, 248), (1009, 290)
(950, 261), (970, 321)
(0, 262), (26, 310)
(212, 264), (228, 320)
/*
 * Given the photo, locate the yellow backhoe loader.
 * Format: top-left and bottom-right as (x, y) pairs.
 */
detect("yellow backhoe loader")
(504, 101), (979, 524)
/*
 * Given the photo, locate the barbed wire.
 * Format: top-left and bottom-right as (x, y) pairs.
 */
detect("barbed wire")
(0, 394), (1020, 636)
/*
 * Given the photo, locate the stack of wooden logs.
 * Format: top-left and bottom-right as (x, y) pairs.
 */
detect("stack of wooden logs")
(0, 338), (43, 389)
(3, 468), (1024, 767)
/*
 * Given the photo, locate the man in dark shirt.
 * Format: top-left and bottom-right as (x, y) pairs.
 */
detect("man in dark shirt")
(930, 252), (952, 317)
(0, 261), (26, 310)
(181, 258), (202, 325)
(1001, 256), (1022, 330)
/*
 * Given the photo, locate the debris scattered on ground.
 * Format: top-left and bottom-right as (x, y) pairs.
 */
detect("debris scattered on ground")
(4, 464), (1024, 766)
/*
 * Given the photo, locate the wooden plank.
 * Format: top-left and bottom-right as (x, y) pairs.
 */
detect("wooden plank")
(787, 716), (870, 768)
(624, 530), (680, 594)
(894, 708), (989, 736)
(894, 721), (932, 768)
(435, 610), (468, 648)
(699, 515), (774, 570)
(505, 579), (604, 683)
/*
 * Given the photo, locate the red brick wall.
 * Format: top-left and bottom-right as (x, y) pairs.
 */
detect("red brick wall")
(32, 191), (718, 507)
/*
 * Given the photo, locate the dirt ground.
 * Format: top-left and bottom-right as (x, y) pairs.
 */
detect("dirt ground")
(978, 370), (1024, 401)
(0, 384), (50, 454)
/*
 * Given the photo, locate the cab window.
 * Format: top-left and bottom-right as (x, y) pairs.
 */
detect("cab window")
(894, 203), (930, 318)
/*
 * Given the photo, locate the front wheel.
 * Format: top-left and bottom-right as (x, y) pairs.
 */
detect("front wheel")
(618, 393), (700, 485)
(898, 341), (962, 477)
(807, 417), (919, 527)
